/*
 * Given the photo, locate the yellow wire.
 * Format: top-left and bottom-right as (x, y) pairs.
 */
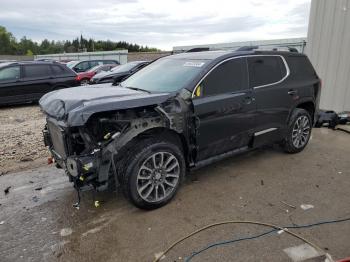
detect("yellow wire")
(153, 220), (326, 262)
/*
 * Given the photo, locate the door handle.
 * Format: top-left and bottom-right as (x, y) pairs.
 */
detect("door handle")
(288, 89), (297, 95)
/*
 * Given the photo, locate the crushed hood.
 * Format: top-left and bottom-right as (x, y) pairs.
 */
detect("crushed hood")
(39, 84), (172, 126)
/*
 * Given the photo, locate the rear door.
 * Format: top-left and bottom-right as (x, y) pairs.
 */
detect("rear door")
(192, 57), (256, 161)
(21, 64), (52, 100)
(0, 65), (21, 104)
(248, 55), (293, 145)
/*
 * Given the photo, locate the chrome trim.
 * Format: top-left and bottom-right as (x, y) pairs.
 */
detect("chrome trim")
(191, 55), (290, 98)
(254, 127), (277, 136)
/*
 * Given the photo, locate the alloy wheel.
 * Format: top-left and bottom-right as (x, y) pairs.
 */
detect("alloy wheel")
(136, 152), (180, 203)
(292, 115), (311, 148)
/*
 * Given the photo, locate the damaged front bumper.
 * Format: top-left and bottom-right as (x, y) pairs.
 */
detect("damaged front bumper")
(43, 120), (115, 193)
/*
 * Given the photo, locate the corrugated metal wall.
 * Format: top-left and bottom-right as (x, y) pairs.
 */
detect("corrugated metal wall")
(306, 0), (350, 112)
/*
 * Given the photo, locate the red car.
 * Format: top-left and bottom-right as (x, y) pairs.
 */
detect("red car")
(76, 64), (117, 85)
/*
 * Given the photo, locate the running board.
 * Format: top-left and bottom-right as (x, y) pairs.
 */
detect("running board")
(192, 146), (250, 171)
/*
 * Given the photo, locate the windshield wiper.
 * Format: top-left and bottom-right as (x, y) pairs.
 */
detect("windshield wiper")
(124, 86), (151, 94)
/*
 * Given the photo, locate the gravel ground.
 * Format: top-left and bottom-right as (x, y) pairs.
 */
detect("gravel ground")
(0, 104), (49, 175)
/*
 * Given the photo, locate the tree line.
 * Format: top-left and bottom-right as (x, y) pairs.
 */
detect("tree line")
(0, 26), (160, 56)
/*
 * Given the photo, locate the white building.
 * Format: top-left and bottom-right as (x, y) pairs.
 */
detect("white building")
(36, 50), (128, 64)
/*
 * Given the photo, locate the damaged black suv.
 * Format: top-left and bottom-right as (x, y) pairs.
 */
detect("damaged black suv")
(40, 50), (320, 209)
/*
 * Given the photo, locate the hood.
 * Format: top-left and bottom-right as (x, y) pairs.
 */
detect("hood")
(39, 84), (172, 126)
(92, 71), (127, 80)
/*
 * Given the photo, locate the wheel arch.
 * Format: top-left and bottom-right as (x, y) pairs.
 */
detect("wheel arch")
(116, 127), (190, 168)
(295, 100), (315, 124)
(287, 99), (315, 125)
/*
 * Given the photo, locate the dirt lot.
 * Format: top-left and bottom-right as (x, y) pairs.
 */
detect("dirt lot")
(0, 104), (49, 175)
(0, 127), (350, 262)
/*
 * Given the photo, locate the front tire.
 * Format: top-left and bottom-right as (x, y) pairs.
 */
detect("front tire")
(121, 138), (185, 210)
(282, 108), (312, 153)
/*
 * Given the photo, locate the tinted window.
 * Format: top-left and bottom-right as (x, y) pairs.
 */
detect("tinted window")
(287, 56), (316, 80)
(0, 66), (20, 81)
(200, 58), (248, 96)
(248, 56), (286, 88)
(89, 61), (102, 67)
(23, 64), (50, 78)
(104, 60), (117, 65)
(74, 61), (90, 71)
(51, 65), (67, 76)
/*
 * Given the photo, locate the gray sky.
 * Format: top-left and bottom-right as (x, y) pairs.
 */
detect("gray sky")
(0, 0), (311, 50)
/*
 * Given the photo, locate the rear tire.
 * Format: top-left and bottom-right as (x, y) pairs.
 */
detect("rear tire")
(80, 79), (89, 85)
(282, 108), (312, 153)
(120, 138), (185, 210)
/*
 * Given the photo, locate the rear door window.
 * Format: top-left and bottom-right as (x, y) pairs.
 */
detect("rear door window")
(23, 64), (50, 78)
(199, 58), (248, 97)
(104, 60), (117, 65)
(0, 66), (20, 81)
(247, 56), (287, 88)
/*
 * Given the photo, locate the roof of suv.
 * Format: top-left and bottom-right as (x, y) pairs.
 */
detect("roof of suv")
(170, 50), (305, 61)
(0, 61), (63, 68)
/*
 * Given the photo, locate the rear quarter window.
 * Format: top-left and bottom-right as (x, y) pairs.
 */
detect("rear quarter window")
(23, 64), (50, 78)
(286, 56), (316, 80)
(248, 56), (287, 88)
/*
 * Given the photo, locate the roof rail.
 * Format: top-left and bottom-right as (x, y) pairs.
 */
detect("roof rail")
(235, 45), (299, 53)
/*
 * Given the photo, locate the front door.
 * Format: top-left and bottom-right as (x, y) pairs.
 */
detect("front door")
(192, 57), (256, 161)
(0, 65), (22, 104)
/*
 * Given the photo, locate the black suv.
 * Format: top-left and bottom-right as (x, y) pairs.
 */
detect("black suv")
(0, 61), (79, 106)
(40, 50), (320, 209)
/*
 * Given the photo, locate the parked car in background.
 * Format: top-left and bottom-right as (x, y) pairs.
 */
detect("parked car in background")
(40, 49), (320, 209)
(66, 60), (120, 73)
(0, 61), (79, 106)
(90, 61), (150, 84)
(0, 60), (17, 64)
(76, 64), (117, 85)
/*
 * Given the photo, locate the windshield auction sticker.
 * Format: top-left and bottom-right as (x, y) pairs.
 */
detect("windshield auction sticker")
(183, 61), (205, 67)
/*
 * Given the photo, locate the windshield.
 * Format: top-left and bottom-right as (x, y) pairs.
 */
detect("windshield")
(66, 61), (78, 68)
(121, 58), (207, 93)
(111, 62), (141, 73)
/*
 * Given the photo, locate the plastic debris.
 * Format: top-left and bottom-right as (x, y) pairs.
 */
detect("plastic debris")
(32, 196), (39, 202)
(4, 186), (11, 195)
(300, 204), (314, 210)
(94, 201), (100, 208)
(281, 201), (296, 209)
(0, 221), (4, 225)
(60, 228), (73, 237)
